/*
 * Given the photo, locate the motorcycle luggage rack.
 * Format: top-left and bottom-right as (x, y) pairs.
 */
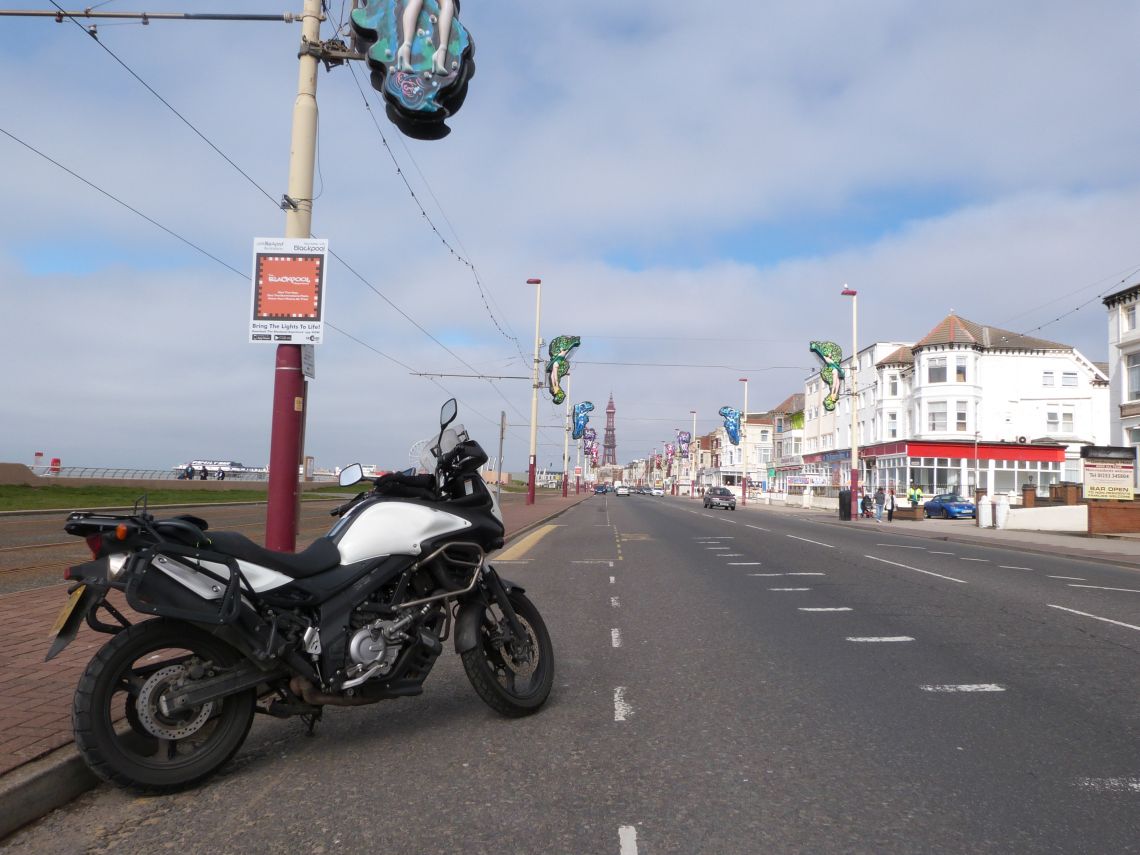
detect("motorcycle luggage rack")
(125, 544), (252, 625)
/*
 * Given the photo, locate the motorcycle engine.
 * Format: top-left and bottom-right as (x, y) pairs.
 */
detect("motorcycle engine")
(347, 621), (403, 676)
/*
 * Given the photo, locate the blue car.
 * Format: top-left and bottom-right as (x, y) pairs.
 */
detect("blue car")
(923, 493), (976, 519)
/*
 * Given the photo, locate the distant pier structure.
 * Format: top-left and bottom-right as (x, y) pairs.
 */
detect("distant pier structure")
(603, 394), (618, 466)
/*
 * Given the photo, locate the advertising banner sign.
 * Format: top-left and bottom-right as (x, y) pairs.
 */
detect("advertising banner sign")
(250, 237), (328, 344)
(1083, 461), (1134, 500)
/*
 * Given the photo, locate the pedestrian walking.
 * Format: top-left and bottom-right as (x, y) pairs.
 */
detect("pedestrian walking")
(887, 488), (896, 522)
(874, 487), (885, 523)
(199, 466), (209, 481)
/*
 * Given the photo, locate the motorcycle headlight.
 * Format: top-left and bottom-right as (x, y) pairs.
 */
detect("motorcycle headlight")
(107, 554), (129, 580)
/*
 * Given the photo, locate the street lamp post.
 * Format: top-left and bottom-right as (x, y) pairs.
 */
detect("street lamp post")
(842, 285), (858, 521)
(739, 377), (748, 507)
(561, 374), (571, 497)
(690, 409), (698, 498)
(974, 430), (981, 494)
(526, 277), (542, 505)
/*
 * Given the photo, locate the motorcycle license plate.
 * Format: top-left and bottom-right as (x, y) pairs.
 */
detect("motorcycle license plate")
(48, 584), (87, 638)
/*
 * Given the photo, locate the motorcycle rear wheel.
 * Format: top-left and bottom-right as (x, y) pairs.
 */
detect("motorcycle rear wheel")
(461, 590), (553, 717)
(73, 618), (256, 793)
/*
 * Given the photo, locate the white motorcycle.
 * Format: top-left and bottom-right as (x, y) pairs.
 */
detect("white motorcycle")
(47, 399), (553, 792)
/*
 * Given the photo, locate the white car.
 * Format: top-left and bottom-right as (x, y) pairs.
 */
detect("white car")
(615, 486), (630, 496)
(651, 487), (664, 496)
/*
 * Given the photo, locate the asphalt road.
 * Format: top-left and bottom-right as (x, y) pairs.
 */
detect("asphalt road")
(4, 495), (1138, 854)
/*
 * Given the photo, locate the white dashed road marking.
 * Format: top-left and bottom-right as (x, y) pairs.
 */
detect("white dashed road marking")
(865, 555), (968, 584)
(960, 558), (989, 562)
(1000, 565), (1034, 570)
(877, 544), (925, 549)
(1075, 777), (1140, 793)
(614, 687), (633, 721)
(1047, 576), (1085, 581)
(746, 525), (770, 532)
(611, 628), (623, 648)
(728, 562), (762, 566)
(619, 825), (640, 854)
(920, 684), (1006, 692)
(769, 587), (811, 591)
(1068, 584), (1140, 594)
(786, 535), (834, 548)
(847, 636), (915, 642)
(799, 607), (852, 612)
(1048, 604), (1140, 632)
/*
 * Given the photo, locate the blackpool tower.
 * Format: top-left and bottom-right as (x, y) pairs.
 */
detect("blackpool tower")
(603, 394), (618, 466)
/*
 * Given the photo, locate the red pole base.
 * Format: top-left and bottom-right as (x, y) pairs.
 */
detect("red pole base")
(266, 344), (304, 551)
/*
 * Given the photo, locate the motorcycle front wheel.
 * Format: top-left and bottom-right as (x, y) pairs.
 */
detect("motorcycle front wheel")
(73, 618), (256, 793)
(461, 590), (554, 717)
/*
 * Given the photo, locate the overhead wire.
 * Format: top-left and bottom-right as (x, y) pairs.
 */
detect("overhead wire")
(28, 6), (549, 449)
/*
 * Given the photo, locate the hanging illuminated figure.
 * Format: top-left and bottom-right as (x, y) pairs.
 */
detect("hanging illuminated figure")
(809, 341), (845, 412)
(719, 406), (742, 445)
(573, 401), (594, 440)
(545, 335), (581, 405)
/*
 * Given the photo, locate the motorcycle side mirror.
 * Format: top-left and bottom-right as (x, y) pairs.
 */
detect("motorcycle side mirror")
(338, 464), (363, 487)
(440, 398), (458, 431)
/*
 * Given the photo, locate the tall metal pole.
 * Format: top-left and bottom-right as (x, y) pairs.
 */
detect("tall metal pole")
(739, 377), (748, 507)
(526, 277), (542, 505)
(690, 409), (697, 498)
(562, 373), (571, 497)
(843, 285), (859, 521)
(497, 410), (506, 508)
(265, 0), (322, 551)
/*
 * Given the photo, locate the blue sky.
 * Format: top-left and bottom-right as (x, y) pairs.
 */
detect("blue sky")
(2, 1), (1139, 471)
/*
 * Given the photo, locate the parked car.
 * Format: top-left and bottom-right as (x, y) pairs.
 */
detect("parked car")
(615, 486), (630, 496)
(703, 486), (736, 510)
(923, 493), (976, 519)
(651, 487), (664, 496)
(594, 485), (607, 495)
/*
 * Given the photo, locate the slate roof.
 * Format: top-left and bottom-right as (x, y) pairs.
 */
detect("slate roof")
(876, 346), (915, 367)
(913, 314), (1069, 352)
(771, 393), (805, 414)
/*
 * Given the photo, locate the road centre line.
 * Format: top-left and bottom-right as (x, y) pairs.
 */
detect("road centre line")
(609, 576), (615, 584)
(705, 546), (731, 550)
(610, 597), (620, 608)
(770, 587), (811, 591)
(799, 607), (852, 612)
(1048, 604), (1140, 632)
(864, 555), (969, 584)
(876, 544), (925, 549)
(1068, 584), (1140, 594)
(921, 684), (1006, 693)
(729, 562), (762, 565)
(847, 636), (915, 642)
(614, 687), (632, 721)
(1047, 576), (1085, 581)
(749, 573), (785, 577)
(786, 534), (834, 548)
(619, 825), (639, 854)
(718, 553), (744, 557)
(960, 558), (989, 562)
(746, 524), (770, 532)
(1000, 565), (1034, 570)
(611, 628), (623, 648)
(929, 551), (955, 555)
(788, 572), (826, 576)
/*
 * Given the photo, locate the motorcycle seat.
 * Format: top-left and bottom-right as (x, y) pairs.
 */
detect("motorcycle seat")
(206, 532), (342, 579)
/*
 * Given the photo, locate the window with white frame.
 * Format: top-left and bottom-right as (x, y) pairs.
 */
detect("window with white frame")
(1129, 353), (1140, 401)
(1125, 304), (1136, 332)
(1062, 372), (1078, 387)
(1046, 405), (1074, 433)
(956, 401), (968, 431)
(889, 374), (898, 396)
(888, 412), (898, 438)
(928, 357), (947, 383)
(928, 401), (947, 431)
(955, 357), (967, 382)
(1042, 371), (1055, 386)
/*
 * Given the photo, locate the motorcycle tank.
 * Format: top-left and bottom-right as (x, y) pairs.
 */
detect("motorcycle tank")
(334, 500), (472, 564)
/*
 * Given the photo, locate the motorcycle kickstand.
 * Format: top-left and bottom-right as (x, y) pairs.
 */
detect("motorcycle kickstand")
(301, 709), (322, 736)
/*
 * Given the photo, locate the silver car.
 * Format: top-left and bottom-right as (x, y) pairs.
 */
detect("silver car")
(703, 487), (736, 510)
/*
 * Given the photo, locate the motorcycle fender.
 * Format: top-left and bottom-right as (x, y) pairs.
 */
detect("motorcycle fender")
(453, 576), (525, 655)
(45, 582), (106, 662)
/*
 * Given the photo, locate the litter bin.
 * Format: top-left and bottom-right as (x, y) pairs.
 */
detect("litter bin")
(838, 489), (851, 520)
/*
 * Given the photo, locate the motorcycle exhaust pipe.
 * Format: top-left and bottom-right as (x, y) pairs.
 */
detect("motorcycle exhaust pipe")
(289, 676), (374, 707)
